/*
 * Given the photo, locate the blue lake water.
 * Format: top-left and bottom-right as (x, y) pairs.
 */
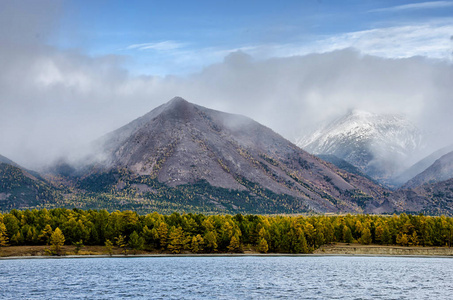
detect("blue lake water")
(1, 256), (452, 299)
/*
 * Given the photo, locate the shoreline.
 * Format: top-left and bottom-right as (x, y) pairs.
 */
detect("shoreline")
(1, 243), (453, 260)
(2, 253), (453, 261)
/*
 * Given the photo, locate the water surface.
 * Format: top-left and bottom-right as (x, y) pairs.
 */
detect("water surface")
(1, 256), (452, 299)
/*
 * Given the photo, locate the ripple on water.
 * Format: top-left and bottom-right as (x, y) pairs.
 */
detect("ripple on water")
(1, 256), (453, 299)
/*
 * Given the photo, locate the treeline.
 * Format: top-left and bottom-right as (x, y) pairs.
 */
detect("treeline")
(1, 209), (453, 254)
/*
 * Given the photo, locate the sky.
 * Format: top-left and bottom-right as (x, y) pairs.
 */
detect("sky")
(0, 0), (453, 169)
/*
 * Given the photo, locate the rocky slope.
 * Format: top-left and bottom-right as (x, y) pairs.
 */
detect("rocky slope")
(316, 154), (375, 182)
(81, 97), (393, 214)
(297, 110), (422, 186)
(395, 178), (453, 215)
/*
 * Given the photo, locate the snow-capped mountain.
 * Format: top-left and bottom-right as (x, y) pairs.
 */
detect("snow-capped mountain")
(297, 110), (422, 185)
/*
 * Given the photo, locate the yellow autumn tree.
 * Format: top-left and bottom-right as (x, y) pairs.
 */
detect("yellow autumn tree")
(0, 222), (9, 247)
(50, 227), (65, 255)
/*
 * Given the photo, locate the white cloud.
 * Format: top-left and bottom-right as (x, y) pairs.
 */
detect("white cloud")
(369, 1), (453, 13)
(126, 40), (187, 51)
(311, 22), (453, 59)
(227, 21), (453, 61)
(120, 20), (453, 76)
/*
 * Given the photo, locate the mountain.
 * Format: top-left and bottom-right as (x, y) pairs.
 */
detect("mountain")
(394, 178), (453, 215)
(0, 154), (20, 167)
(297, 110), (422, 186)
(316, 154), (376, 182)
(392, 144), (453, 187)
(403, 150), (453, 189)
(0, 155), (60, 210)
(76, 97), (393, 214)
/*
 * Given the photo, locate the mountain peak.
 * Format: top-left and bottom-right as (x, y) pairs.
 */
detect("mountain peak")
(348, 109), (374, 118)
(297, 110), (422, 185)
(160, 96), (196, 122)
(167, 96), (190, 106)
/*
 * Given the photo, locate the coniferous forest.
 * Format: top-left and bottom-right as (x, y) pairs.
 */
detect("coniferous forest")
(1, 209), (452, 255)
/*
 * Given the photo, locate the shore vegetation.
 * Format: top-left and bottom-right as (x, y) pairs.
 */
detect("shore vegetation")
(0, 209), (452, 256)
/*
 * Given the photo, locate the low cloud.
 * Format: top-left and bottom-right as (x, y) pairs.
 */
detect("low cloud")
(0, 1), (452, 170)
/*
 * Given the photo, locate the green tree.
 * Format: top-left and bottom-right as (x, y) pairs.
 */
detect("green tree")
(342, 225), (354, 243)
(381, 226), (392, 245)
(358, 228), (372, 245)
(375, 225), (384, 244)
(204, 231), (218, 252)
(128, 231), (144, 254)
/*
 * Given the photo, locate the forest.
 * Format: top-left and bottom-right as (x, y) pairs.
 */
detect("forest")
(1, 209), (453, 255)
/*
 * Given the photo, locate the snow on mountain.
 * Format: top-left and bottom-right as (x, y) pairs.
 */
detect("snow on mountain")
(296, 110), (422, 185)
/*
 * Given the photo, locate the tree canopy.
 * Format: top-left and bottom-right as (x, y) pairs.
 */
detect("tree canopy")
(1, 209), (452, 254)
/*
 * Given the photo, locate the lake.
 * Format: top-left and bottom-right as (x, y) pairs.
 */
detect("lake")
(1, 256), (452, 299)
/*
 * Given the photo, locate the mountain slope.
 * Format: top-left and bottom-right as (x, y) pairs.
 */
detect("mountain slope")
(394, 178), (453, 215)
(403, 151), (453, 189)
(83, 97), (392, 214)
(0, 154), (20, 167)
(393, 144), (453, 187)
(0, 155), (60, 210)
(297, 110), (422, 185)
(316, 154), (377, 182)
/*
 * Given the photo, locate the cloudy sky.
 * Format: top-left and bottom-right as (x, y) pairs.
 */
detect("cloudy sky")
(1, 0), (453, 169)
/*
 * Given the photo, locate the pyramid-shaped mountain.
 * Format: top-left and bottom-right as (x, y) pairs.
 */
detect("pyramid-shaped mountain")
(85, 97), (391, 214)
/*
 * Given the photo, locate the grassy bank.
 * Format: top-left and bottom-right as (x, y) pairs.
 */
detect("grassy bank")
(2, 243), (453, 258)
(315, 243), (453, 256)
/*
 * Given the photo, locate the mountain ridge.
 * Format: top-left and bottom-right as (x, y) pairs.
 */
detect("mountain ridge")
(2, 97), (452, 215)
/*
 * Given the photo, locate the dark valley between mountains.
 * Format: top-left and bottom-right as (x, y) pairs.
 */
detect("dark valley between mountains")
(1, 97), (453, 215)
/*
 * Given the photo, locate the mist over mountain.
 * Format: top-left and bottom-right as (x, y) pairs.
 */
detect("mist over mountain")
(2, 97), (453, 215)
(297, 110), (423, 186)
(392, 144), (453, 187)
(403, 151), (453, 189)
(1, 48), (453, 171)
(0, 154), (60, 210)
(0, 154), (20, 168)
(68, 97), (396, 214)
